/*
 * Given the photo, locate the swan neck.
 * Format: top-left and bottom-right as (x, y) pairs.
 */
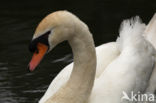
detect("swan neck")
(67, 28), (96, 102)
(46, 26), (96, 103)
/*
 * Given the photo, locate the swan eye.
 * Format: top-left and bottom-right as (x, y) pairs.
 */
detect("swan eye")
(44, 31), (51, 36)
(29, 30), (51, 53)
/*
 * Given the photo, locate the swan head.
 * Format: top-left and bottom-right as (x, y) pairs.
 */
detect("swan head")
(28, 10), (87, 71)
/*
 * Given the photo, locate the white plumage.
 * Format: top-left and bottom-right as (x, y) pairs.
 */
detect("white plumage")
(39, 42), (119, 103)
(89, 17), (156, 103)
(37, 12), (156, 103)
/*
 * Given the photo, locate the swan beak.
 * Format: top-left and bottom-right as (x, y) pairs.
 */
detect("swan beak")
(28, 43), (48, 71)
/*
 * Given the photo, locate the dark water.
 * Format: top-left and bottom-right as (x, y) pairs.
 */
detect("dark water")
(0, 0), (156, 102)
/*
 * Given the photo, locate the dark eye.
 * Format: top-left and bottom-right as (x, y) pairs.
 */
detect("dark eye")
(28, 31), (51, 53)
(44, 31), (51, 36)
(40, 31), (51, 40)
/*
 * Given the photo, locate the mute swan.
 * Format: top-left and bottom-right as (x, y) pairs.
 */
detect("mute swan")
(28, 11), (156, 103)
(38, 13), (156, 103)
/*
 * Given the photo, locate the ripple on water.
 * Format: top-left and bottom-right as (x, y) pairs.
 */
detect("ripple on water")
(0, 63), (17, 103)
(51, 54), (73, 63)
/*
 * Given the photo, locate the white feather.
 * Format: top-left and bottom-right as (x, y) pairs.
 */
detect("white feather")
(38, 13), (156, 103)
(89, 17), (156, 103)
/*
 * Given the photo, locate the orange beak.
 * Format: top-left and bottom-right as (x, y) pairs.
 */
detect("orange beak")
(28, 43), (48, 71)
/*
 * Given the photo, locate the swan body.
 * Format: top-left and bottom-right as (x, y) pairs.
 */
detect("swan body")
(28, 11), (156, 103)
(89, 18), (156, 103)
(39, 13), (156, 103)
(39, 42), (119, 103)
(144, 13), (156, 96)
